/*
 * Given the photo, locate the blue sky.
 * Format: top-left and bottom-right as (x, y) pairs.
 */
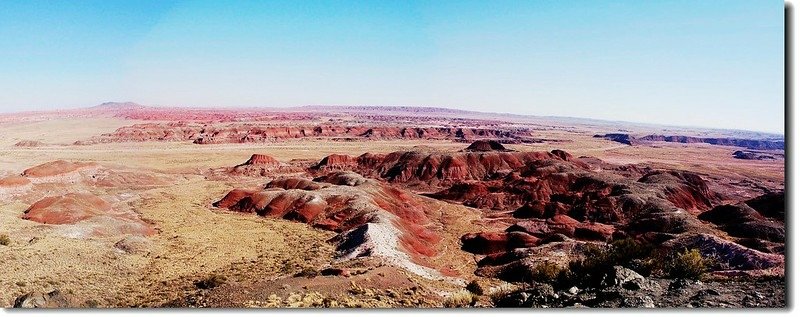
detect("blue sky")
(0, 0), (784, 133)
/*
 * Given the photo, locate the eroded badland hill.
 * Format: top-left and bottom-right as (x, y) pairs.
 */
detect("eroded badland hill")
(0, 104), (785, 308)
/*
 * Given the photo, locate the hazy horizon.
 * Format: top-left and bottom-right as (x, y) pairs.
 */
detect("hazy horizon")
(0, 0), (785, 133)
(0, 100), (784, 136)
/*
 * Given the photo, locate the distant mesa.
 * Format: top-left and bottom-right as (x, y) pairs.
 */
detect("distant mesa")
(595, 133), (634, 145)
(465, 140), (510, 152)
(732, 150), (776, 160)
(14, 140), (44, 147)
(595, 133), (784, 151)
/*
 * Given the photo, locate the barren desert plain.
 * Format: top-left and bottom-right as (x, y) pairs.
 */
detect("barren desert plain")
(0, 103), (786, 308)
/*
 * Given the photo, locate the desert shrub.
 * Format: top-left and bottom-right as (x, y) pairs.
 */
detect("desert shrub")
(0, 234), (10, 246)
(488, 284), (519, 305)
(443, 290), (477, 308)
(663, 248), (710, 280)
(84, 299), (100, 308)
(294, 267), (319, 278)
(609, 238), (654, 266)
(195, 274), (227, 289)
(528, 262), (561, 284)
(466, 280), (485, 295)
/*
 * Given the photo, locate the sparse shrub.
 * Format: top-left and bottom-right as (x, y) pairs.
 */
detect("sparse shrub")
(488, 284), (519, 305)
(0, 234), (10, 246)
(294, 266), (319, 278)
(443, 290), (477, 308)
(609, 238), (654, 266)
(15, 281), (26, 287)
(528, 262), (561, 284)
(84, 299), (100, 308)
(466, 280), (485, 295)
(195, 274), (227, 289)
(663, 248), (710, 280)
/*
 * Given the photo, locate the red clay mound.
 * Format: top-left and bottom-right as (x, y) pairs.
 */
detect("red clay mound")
(22, 193), (155, 237)
(24, 193), (112, 224)
(241, 154), (280, 166)
(465, 140), (508, 152)
(638, 170), (721, 212)
(224, 154), (306, 177)
(22, 160), (98, 178)
(745, 192), (785, 220)
(0, 175), (31, 187)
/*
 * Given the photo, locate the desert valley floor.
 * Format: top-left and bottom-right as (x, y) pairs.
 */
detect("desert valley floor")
(0, 103), (785, 308)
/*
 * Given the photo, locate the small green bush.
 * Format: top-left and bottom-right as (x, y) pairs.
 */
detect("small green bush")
(664, 248), (709, 280)
(0, 234), (10, 246)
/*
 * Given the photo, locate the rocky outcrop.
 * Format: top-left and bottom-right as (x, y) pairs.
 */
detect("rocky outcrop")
(13, 290), (70, 308)
(662, 233), (784, 271)
(732, 150), (776, 160)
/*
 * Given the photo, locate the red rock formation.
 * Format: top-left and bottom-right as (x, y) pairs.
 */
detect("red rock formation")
(213, 172), (446, 278)
(314, 150), (565, 186)
(638, 171), (720, 212)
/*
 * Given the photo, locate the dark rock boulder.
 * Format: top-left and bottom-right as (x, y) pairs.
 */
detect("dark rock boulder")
(13, 290), (70, 308)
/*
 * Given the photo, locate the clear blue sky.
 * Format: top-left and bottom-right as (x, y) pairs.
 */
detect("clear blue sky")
(0, 0), (784, 133)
